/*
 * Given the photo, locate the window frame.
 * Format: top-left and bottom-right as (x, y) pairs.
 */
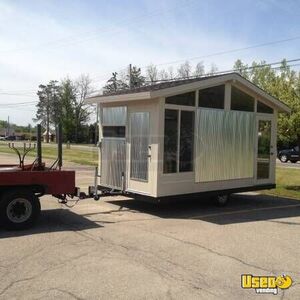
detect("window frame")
(164, 100), (196, 174)
(162, 83), (275, 176)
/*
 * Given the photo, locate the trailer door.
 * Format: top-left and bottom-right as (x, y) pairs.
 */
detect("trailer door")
(100, 106), (127, 190)
(127, 110), (152, 195)
(255, 115), (275, 184)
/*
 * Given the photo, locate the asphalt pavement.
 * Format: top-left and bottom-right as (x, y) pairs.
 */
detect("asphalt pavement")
(0, 155), (299, 299)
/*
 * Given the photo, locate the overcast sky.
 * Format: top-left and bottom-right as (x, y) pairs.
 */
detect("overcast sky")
(0, 0), (300, 125)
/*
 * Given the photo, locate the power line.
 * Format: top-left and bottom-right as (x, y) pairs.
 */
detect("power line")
(0, 101), (37, 107)
(141, 36), (300, 69)
(144, 59), (300, 83)
(0, 93), (36, 97)
(91, 37), (300, 84)
(89, 61), (300, 95)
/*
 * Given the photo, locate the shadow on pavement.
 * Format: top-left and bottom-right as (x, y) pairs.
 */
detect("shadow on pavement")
(0, 208), (102, 238)
(107, 193), (300, 225)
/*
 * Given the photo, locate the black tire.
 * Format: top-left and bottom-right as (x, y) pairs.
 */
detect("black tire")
(214, 194), (230, 207)
(290, 160), (298, 163)
(0, 189), (41, 230)
(279, 154), (288, 163)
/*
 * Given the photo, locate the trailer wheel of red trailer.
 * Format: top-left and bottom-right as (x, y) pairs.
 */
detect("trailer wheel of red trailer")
(0, 189), (41, 230)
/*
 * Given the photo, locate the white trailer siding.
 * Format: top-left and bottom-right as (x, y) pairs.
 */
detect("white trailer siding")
(88, 73), (289, 200)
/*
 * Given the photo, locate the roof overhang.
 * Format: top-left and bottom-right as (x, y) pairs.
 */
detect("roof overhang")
(85, 73), (291, 113)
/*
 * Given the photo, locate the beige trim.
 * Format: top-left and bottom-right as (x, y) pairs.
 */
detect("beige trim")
(224, 83), (231, 111)
(85, 91), (151, 104)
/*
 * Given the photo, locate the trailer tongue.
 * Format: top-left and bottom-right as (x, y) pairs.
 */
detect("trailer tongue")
(0, 124), (95, 230)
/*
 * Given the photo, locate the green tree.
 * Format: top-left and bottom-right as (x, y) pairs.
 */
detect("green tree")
(35, 80), (60, 143)
(128, 66), (145, 88)
(233, 59), (300, 149)
(103, 72), (128, 94)
(59, 78), (76, 142)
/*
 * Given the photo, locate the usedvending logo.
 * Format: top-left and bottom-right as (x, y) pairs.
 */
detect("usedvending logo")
(241, 274), (292, 295)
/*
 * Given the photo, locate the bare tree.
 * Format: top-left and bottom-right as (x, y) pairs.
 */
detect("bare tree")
(73, 74), (93, 142)
(194, 61), (205, 76)
(168, 66), (174, 79)
(146, 64), (158, 83)
(177, 61), (191, 78)
(159, 69), (169, 80)
(209, 63), (218, 75)
(77, 74), (93, 100)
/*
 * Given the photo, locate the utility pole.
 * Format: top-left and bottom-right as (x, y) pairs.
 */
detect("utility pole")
(129, 64), (132, 89)
(95, 104), (99, 145)
(6, 116), (9, 137)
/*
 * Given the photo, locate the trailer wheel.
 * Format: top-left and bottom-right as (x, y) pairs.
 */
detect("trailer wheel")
(215, 194), (229, 207)
(0, 189), (41, 230)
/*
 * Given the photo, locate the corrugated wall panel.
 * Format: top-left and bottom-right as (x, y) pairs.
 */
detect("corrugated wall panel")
(195, 109), (255, 182)
(101, 138), (126, 189)
(130, 112), (150, 181)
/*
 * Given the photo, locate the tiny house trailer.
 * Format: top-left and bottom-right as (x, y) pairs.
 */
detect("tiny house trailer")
(86, 73), (290, 203)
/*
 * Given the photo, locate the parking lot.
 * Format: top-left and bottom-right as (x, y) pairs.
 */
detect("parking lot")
(0, 156), (299, 299)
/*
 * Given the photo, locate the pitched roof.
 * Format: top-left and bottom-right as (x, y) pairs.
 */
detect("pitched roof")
(96, 73), (225, 97)
(85, 72), (290, 113)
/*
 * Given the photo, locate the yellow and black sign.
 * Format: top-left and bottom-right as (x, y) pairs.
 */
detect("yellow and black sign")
(241, 274), (292, 295)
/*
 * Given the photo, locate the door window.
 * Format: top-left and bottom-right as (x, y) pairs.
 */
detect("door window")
(257, 120), (272, 179)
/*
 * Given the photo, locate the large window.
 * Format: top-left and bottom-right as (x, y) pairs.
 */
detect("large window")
(231, 86), (254, 112)
(165, 92), (195, 106)
(179, 111), (194, 172)
(163, 109), (194, 173)
(198, 85), (225, 109)
(164, 110), (178, 173)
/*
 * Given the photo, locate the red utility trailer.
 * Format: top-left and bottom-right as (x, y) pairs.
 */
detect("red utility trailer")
(0, 125), (91, 230)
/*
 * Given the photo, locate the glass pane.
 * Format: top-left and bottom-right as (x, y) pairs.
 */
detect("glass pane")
(198, 85), (225, 109)
(257, 162), (270, 179)
(179, 111), (194, 172)
(166, 92), (195, 106)
(103, 126), (125, 138)
(163, 109), (178, 173)
(257, 120), (271, 179)
(257, 101), (273, 114)
(231, 86), (254, 112)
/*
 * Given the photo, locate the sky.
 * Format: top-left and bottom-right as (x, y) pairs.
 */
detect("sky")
(0, 0), (300, 125)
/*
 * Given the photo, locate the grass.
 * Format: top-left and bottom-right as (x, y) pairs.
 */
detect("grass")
(261, 166), (300, 200)
(0, 141), (98, 166)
